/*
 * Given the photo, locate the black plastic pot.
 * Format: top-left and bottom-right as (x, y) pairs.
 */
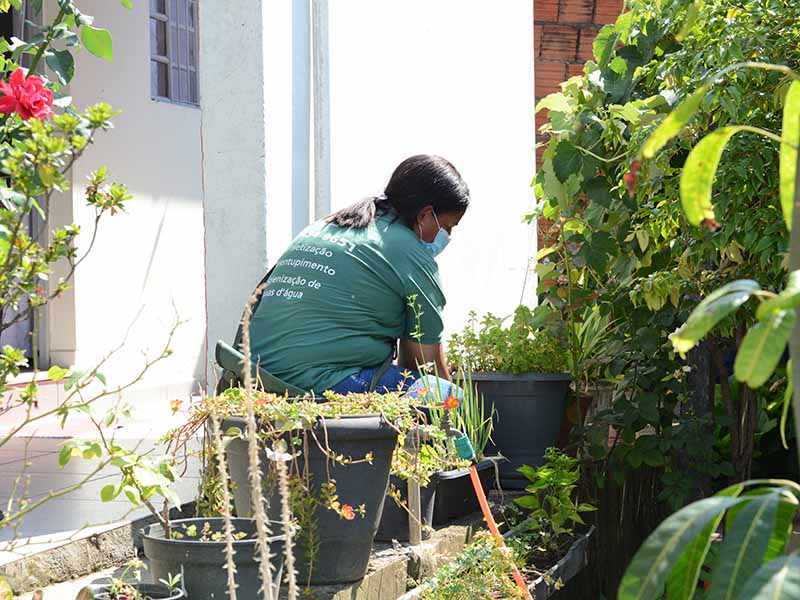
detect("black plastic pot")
(90, 583), (185, 599)
(223, 414), (398, 584)
(376, 460), (496, 541)
(432, 460), (495, 525)
(142, 517), (285, 600)
(375, 473), (437, 542)
(470, 373), (570, 489)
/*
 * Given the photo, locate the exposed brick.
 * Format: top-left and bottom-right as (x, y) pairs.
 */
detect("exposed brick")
(536, 144), (546, 169)
(536, 0), (559, 22)
(594, 0), (624, 24)
(535, 61), (568, 97)
(534, 25), (543, 57)
(568, 62), (586, 77)
(559, 0), (594, 23)
(578, 26), (599, 61)
(535, 108), (549, 134)
(540, 25), (578, 61)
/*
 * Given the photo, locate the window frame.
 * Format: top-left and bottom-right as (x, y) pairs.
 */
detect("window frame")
(149, 0), (199, 108)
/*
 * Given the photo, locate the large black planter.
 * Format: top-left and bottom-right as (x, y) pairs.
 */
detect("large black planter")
(90, 583), (185, 599)
(142, 517), (285, 600)
(470, 373), (570, 489)
(223, 414), (398, 584)
(375, 473), (437, 542)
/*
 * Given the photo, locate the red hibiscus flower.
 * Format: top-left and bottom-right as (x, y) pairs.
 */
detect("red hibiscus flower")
(0, 68), (54, 121)
(341, 504), (356, 520)
(444, 395), (459, 410)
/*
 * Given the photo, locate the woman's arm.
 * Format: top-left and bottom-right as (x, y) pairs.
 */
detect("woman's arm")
(398, 339), (451, 381)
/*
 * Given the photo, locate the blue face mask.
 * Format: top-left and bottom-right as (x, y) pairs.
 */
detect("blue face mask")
(421, 211), (450, 257)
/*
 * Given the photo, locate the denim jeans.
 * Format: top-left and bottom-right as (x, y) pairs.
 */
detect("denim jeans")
(328, 365), (418, 394)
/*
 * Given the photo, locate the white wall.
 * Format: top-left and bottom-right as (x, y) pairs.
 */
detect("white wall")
(48, 1), (206, 394)
(327, 0), (536, 339)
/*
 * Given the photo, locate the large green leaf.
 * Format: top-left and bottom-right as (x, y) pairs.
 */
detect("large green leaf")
(737, 555), (800, 599)
(679, 126), (748, 225)
(706, 491), (780, 600)
(618, 496), (745, 600)
(81, 26), (113, 62)
(780, 80), (800, 230)
(756, 270), (800, 319)
(734, 309), (795, 389)
(552, 141), (584, 183)
(45, 49), (75, 85)
(671, 280), (761, 354)
(593, 25), (618, 68)
(764, 493), (798, 562)
(665, 484), (744, 600)
(641, 85), (708, 159)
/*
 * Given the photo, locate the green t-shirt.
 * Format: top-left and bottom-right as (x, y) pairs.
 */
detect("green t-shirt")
(248, 213), (445, 393)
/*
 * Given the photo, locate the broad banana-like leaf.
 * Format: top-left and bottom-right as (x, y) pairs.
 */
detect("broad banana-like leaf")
(779, 80), (800, 229)
(736, 555), (800, 599)
(734, 309), (795, 389)
(642, 86), (708, 159)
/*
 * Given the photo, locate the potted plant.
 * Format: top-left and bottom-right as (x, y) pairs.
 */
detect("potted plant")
(376, 372), (496, 541)
(206, 387), (447, 585)
(500, 448), (596, 598)
(447, 306), (570, 488)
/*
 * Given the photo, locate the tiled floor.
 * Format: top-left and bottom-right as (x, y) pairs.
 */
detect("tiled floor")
(0, 395), (202, 558)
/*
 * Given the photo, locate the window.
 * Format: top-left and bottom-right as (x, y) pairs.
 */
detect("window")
(150, 0), (199, 106)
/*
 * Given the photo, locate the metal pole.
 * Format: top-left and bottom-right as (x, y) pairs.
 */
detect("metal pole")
(312, 0), (331, 220)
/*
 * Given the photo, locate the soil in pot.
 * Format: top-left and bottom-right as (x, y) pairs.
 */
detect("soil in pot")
(142, 517), (285, 600)
(471, 373), (570, 489)
(223, 414), (398, 585)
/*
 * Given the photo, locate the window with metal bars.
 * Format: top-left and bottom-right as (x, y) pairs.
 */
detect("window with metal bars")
(149, 0), (199, 106)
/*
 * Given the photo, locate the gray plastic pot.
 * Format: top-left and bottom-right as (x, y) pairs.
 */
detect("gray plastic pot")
(222, 414), (398, 584)
(504, 525), (595, 599)
(142, 517), (285, 600)
(470, 372), (570, 489)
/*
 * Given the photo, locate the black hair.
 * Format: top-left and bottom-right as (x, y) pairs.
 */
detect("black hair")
(325, 154), (470, 229)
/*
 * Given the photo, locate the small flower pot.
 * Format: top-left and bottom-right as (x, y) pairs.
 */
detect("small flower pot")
(470, 372), (571, 489)
(222, 414), (398, 584)
(142, 517), (285, 600)
(90, 583), (185, 599)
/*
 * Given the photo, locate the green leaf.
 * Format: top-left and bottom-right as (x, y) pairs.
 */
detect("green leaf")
(37, 164), (56, 188)
(81, 26), (113, 62)
(47, 365), (69, 381)
(706, 491), (780, 600)
(618, 495), (746, 600)
(780, 360), (792, 450)
(679, 126), (747, 226)
(671, 280), (761, 353)
(665, 483), (744, 600)
(593, 25), (618, 68)
(100, 484), (118, 502)
(737, 555), (800, 599)
(780, 80), (800, 229)
(642, 85), (708, 159)
(45, 49), (75, 84)
(734, 309), (795, 389)
(584, 177), (612, 207)
(58, 444), (74, 467)
(764, 494), (797, 562)
(552, 141), (583, 183)
(756, 270), (800, 319)
(514, 495), (540, 510)
(120, 0), (132, 7)
(517, 464), (538, 481)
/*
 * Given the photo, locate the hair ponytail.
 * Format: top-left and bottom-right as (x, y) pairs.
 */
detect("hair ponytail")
(324, 155), (469, 229)
(325, 196), (380, 228)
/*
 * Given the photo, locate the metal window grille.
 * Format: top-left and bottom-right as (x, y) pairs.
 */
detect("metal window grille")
(150, 0), (199, 106)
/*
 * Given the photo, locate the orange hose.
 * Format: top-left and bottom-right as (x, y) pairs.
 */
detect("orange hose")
(468, 465), (534, 600)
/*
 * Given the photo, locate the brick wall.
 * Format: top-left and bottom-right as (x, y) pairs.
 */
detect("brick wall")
(534, 0), (624, 245)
